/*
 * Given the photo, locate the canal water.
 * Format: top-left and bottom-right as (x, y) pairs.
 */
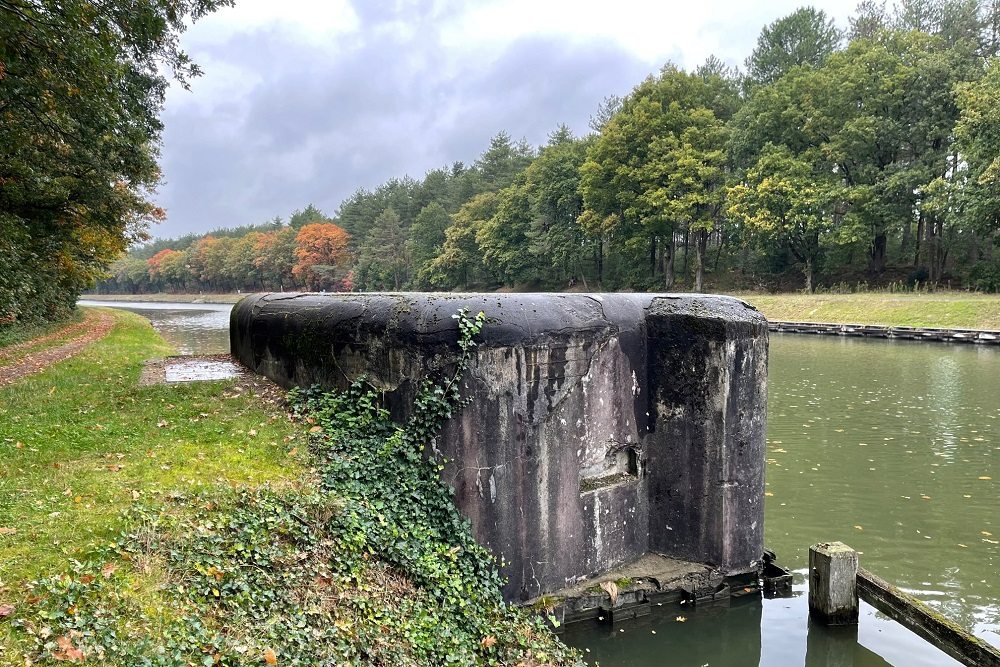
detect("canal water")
(77, 300), (232, 355)
(82, 301), (998, 665)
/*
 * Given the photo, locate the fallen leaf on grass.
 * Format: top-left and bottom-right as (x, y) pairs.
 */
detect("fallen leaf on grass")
(53, 635), (84, 662)
(264, 647), (278, 665)
(101, 562), (117, 579)
(480, 636), (497, 649)
(309, 426), (323, 434)
(287, 447), (298, 457)
(0, 604), (14, 618)
(0, 527), (16, 536)
(156, 419), (169, 428)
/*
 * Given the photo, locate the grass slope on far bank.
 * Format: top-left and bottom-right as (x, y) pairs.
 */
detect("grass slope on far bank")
(81, 293), (245, 304)
(742, 293), (1000, 330)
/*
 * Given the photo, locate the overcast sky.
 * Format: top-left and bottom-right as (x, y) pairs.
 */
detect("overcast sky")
(153, 0), (857, 238)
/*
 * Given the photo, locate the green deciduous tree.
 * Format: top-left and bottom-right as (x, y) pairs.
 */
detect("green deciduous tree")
(955, 57), (1000, 259)
(728, 145), (838, 292)
(0, 0), (230, 326)
(424, 193), (498, 288)
(581, 62), (740, 288)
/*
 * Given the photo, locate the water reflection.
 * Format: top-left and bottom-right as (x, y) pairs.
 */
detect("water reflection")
(78, 300), (232, 355)
(561, 585), (960, 666)
(562, 596), (762, 667)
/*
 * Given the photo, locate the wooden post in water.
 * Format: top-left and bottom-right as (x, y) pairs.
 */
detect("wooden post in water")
(809, 541), (1000, 666)
(808, 542), (859, 626)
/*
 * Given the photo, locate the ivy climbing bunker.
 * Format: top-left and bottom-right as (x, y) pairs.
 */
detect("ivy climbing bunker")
(231, 292), (768, 616)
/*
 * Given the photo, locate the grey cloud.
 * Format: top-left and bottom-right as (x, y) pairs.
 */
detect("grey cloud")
(154, 8), (652, 237)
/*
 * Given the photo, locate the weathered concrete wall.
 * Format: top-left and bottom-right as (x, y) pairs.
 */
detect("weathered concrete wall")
(231, 292), (768, 602)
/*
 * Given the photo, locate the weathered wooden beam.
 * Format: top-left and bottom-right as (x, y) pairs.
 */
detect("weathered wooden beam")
(858, 567), (1000, 667)
(808, 542), (859, 625)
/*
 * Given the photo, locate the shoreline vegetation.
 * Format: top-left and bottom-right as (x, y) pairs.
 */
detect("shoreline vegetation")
(81, 291), (1000, 331)
(0, 308), (579, 665)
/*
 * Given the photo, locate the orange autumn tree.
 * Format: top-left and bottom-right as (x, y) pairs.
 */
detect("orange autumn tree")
(146, 248), (189, 291)
(292, 222), (351, 290)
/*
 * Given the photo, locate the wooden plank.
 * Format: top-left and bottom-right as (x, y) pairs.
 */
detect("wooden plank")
(857, 567), (1000, 667)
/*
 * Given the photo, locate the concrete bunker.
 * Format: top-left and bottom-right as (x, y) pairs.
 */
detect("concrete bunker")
(230, 292), (768, 608)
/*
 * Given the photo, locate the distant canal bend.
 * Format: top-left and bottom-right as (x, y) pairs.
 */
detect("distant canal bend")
(82, 300), (998, 666)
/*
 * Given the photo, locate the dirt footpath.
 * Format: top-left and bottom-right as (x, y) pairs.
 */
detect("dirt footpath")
(0, 310), (116, 387)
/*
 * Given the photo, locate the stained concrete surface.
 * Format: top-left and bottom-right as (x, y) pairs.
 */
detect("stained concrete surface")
(230, 292), (768, 602)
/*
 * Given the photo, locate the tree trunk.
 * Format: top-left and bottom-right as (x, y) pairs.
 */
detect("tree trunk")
(913, 212), (924, 268)
(901, 218), (912, 259)
(714, 229), (726, 271)
(870, 232), (887, 274)
(596, 238), (604, 285)
(804, 259), (814, 294)
(663, 238), (674, 289)
(682, 229), (690, 276)
(694, 229), (707, 292)
(926, 217), (939, 284)
(650, 236), (657, 278)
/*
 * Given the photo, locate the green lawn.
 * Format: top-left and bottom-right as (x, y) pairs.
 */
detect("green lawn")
(742, 292), (1000, 329)
(0, 309), (305, 661)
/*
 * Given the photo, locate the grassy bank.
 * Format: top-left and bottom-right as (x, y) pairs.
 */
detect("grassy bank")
(0, 309), (306, 662)
(0, 308), (577, 665)
(742, 293), (1000, 330)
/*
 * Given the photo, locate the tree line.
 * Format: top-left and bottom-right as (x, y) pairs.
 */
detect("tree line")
(94, 1), (1000, 298)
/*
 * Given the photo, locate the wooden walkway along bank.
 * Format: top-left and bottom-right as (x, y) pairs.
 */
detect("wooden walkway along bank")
(809, 542), (1000, 667)
(770, 321), (1000, 345)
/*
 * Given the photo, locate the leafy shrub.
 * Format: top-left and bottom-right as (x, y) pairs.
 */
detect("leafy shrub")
(969, 259), (1000, 293)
